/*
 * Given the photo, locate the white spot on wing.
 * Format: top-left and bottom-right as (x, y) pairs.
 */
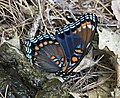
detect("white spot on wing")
(83, 25), (86, 29)
(86, 43), (90, 48)
(58, 63), (62, 67)
(87, 24), (92, 29)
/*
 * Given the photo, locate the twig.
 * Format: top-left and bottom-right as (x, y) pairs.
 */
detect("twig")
(5, 85), (9, 98)
(38, 0), (49, 33)
(95, 0), (114, 16)
(0, 92), (5, 98)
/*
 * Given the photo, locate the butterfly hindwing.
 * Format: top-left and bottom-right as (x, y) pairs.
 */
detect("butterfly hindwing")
(25, 33), (68, 73)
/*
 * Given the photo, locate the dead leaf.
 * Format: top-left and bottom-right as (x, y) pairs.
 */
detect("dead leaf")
(98, 27), (120, 87)
(98, 28), (120, 65)
(111, 87), (120, 98)
(111, 0), (120, 21)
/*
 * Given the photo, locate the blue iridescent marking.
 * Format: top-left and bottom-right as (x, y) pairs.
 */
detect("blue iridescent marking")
(69, 61), (75, 67)
(50, 34), (56, 40)
(58, 63), (62, 67)
(60, 30), (64, 34)
(45, 34), (49, 38)
(53, 58), (59, 63)
(31, 37), (38, 43)
(26, 47), (32, 54)
(38, 35), (43, 40)
(70, 23), (75, 28)
(63, 26), (70, 31)
(90, 15), (93, 20)
(85, 15), (89, 19)
(25, 41), (31, 47)
(42, 33), (49, 39)
(26, 54), (32, 59)
(80, 16), (85, 21)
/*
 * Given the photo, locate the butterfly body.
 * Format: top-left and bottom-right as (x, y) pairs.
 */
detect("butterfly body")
(25, 13), (97, 77)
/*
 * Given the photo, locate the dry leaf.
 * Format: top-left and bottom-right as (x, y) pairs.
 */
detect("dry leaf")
(98, 27), (120, 87)
(111, 0), (120, 21)
(111, 87), (120, 98)
(98, 28), (120, 65)
(6, 31), (20, 49)
(73, 57), (96, 72)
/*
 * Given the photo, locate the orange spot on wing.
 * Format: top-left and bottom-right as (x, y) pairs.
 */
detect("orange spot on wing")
(33, 58), (36, 61)
(39, 43), (43, 47)
(49, 40), (53, 44)
(54, 61), (60, 65)
(81, 22), (86, 27)
(72, 56), (78, 62)
(34, 52), (38, 56)
(75, 49), (83, 53)
(61, 57), (65, 62)
(68, 65), (77, 72)
(55, 42), (59, 45)
(50, 55), (56, 60)
(62, 64), (68, 72)
(35, 46), (39, 50)
(44, 41), (48, 45)
(77, 26), (81, 31)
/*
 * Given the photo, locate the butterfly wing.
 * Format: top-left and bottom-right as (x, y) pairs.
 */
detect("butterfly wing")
(25, 33), (68, 73)
(25, 13), (97, 77)
(55, 13), (97, 74)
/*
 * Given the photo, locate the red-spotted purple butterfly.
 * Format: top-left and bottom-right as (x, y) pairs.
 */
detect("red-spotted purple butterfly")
(25, 13), (97, 77)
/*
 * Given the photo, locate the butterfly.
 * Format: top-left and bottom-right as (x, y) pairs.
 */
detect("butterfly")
(25, 13), (97, 77)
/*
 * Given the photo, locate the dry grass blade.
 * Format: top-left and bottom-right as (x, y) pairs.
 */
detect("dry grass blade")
(0, 85), (9, 98)
(18, 0), (34, 17)
(0, 0), (37, 41)
(46, 1), (70, 24)
(38, 0), (49, 33)
(0, 92), (5, 98)
(4, 85), (9, 98)
(95, 0), (114, 16)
